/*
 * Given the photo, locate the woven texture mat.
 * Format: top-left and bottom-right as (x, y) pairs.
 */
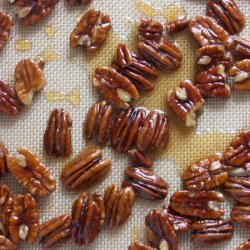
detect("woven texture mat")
(0, 0), (250, 249)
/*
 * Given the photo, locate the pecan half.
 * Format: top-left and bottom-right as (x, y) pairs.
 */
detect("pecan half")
(0, 12), (13, 52)
(71, 192), (105, 245)
(207, 0), (245, 34)
(9, 193), (38, 244)
(237, 240), (250, 250)
(67, 0), (91, 6)
(70, 9), (111, 53)
(166, 18), (189, 35)
(44, 109), (73, 157)
(104, 184), (135, 228)
(167, 80), (204, 127)
(191, 219), (233, 245)
(0, 142), (9, 177)
(231, 204), (250, 227)
(170, 190), (224, 219)
(233, 37), (250, 59)
(122, 167), (169, 201)
(127, 149), (153, 168)
(129, 242), (154, 250)
(15, 57), (46, 105)
(0, 235), (17, 250)
(61, 147), (111, 189)
(7, 147), (56, 196)
(145, 210), (178, 250)
(93, 66), (139, 109)
(39, 214), (71, 249)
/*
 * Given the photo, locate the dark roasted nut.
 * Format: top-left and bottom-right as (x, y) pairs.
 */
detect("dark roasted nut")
(70, 9), (111, 53)
(191, 219), (233, 245)
(145, 210), (178, 250)
(162, 205), (191, 232)
(44, 109), (73, 157)
(233, 37), (250, 59)
(188, 15), (233, 47)
(61, 147), (111, 189)
(93, 66), (139, 109)
(167, 80), (204, 127)
(104, 184), (135, 228)
(67, 0), (91, 5)
(237, 240), (250, 250)
(71, 192), (105, 245)
(0, 12), (13, 52)
(207, 0), (245, 34)
(9, 193), (38, 244)
(122, 167), (168, 201)
(39, 214), (71, 249)
(0, 235), (17, 249)
(128, 242), (154, 250)
(0, 142), (9, 177)
(231, 204), (250, 227)
(15, 0), (60, 26)
(170, 190), (224, 219)
(127, 149), (153, 168)
(15, 57), (46, 105)
(7, 147), (56, 196)
(166, 18), (189, 35)
(111, 108), (146, 153)
(136, 111), (170, 151)
(0, 81), (22, 116)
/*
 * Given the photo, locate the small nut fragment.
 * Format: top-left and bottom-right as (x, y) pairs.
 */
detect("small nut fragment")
(0, 142), (9, 177)
(233, 37), (250, 59)
(129, 242), (154, 250)
(166, 18), (189, 35)
(231, 204), (250, 227)
(0, 235), (17, 249)
(44, 109), (73, 157)
(127, 149), (153, 168)
(0, 12), (13, 52)
(237, 240), (250, 250)
(67, 0), (91, 5)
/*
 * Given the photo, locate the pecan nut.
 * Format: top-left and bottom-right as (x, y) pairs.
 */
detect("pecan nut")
(233, 37), (250, 59)
(61, 147), (111, 189)
(127, 149), (153, 168)
(231, 204), (250, 227)
(122, 167), (169, 200)
(170, 190), (224, 219)
(237, 240), (250, 250)
(39, 214), (71, 249)
(166, 18), (189, 35)
(67, 0), (91, 5)
(0, 12), (13, 52)
(0, 235), (17, 249)
(0, 142), (9, 177)
(44, 109), (73, 157)
(9, 193), (38, 244)
(129, 242), (154, 250)
(70, 9), (111, 53)
(7, 147), (56, 196)
(104, 184), (135, 228)
(191, 219), (233, 245)
(167, 80), (204, 127)
(71, 192), (105, 245)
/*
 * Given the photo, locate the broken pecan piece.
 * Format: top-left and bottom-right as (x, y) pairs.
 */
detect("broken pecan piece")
(237, 240), (250, 250)
(122, 167), (169, 201)
(44, 109), (73, 157)
(0, 142), (9, 177)
(233, 37), (250, 59)
(231, 204), (250, 227)
(167, 80), (204, 127)
(129, 242), (154, 250)
(0, 12), (13, 52)
(127, 149), (153, 168)
(166, 18), (189, 35)
(0, 235), (17, 249)
(67, 0), (91, 5)
(71, 192), (105, 245)
(7, 147), (56, 196)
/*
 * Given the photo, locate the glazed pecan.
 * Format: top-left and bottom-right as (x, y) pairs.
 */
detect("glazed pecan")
(104, 184), (135, 228)
(166, 18), (189, 35)
(70, 9), (111, 53)
(0, 235), (17, 250)
(231, 204), (250, 227)
(207, 0), (245, 34)
(67, 0), (91, 5)
(145, 210), (178, 250)
(0, 12), (13, 52)
(128, 242), (154, 250)
(237, 240), (250, 250)
(170, 190), (224, 219)
(15, 57), (46, 105)
(71, 192), (105, 245)
(191, 219), (233, 245)
(44, 109), (73, 157)
(127, 149), (153, 168)
(136, 111), (170, 151)
(93, 66), (139, 109)
(0, 142), (9, 177)
(15, 0), (60, 26)
(9, 193), (38, 244)
(61, 147), (111, 189)
(7, 147), (56, 196)
(0, 81), (22, 116)
(233, 37), (250, 59)
(39, 214), (71, 249)
(112, 44), (159, 91)
(122, 167), (169, 201)
(167, 80), (204, 127)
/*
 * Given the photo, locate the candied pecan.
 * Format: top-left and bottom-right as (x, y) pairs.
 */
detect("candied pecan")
(67, 0), (91, 5)
(0, 235), (17, 249)
(167, 80), (204, 127)
(44, 109), (73, 157)
(111, 108), (146, 153)
(70, 9), (111, 53)
(207, 0), (245, 34)
(104, 184), (135, 228)
(233, 37), (250, 59)
(0, 142), (8, 177)
(145, 210), (178, 250)
(170, 190), (224, 219)
(0, 12), (13, 52)
(9, 193), (38, 244)
(191, 219), (233, 245)
(136, 111), (170, 151)
(129, 242), (154, 250)
(7, 147), (56, 196)
(15, 57), (46, 105)
(0, 81), (22, 116)
(112, 44), (159, 91)
(61, 147), (111, 189)
(93, 66), (139, 109)
(188, 15), (233, 47)
(127, 149), (153, 168)
(122, 167), (169, 201)
(166, 18), (189, 35)
(237, 240), (250, 250)
(231, 204), (250, 227)
(39, 214), (71, 249)
(71, 192), (105, 245)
